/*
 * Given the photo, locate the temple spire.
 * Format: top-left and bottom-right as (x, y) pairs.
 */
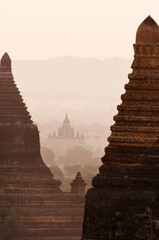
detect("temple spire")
(0, 53), (32, 124)
(58, 113), (74, 138)
(63, 112), (70, 126)
(1, 52), (12, 71)
(136, 15), (159, 44)
(132, 16), (159, 72)
(1, 52), (11, 66)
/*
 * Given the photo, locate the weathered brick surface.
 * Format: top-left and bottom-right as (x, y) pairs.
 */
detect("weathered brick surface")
(0, 52), (85, 240)
(82, 16), (159, 240)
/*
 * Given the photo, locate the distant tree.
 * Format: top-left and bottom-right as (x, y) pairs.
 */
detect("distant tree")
(82, 164), (99, 175)
(83, 172), (95, 187)
(81, 164), (98, 187)
(64, 164), (82, 176)
(40, 147), (55, 166)
(86, 156), (101, 166)
(57, 155), (65, 164)
(62, 146), (93, 165)
(0, 216), (26, 240)
(50, 164), (64, 181)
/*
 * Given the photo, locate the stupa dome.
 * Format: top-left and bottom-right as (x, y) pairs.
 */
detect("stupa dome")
(136, 15), (159, 44)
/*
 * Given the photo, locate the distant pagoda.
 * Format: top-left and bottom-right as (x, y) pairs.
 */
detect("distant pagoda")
(45, 113), (84, 158)
(0, 53), (85, 240)
(82, 16), (159, 240)
(70, 172), (87, 194)
(58, 113), (75, 138)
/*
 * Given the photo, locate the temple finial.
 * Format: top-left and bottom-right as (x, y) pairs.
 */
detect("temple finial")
(63, 112), (70, 125)
(65, 112), (68, 119)
(1, 52), (11, 67)
(136, 16), (159, 44)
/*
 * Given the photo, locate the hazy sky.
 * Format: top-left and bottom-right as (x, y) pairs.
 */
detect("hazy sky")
(0, 0), (159, 60)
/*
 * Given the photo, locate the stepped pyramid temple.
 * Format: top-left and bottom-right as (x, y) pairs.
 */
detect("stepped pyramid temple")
(0, 53), (86, 239)
(82, 16), (159, 240)
(44, 113), (84, 158)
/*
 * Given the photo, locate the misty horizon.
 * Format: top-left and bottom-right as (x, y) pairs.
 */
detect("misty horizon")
(12, 55), (132, 61)
(10, 55), (133, 135)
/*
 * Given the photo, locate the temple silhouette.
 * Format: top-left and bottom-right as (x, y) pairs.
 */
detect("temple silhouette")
(0, 53), (86, 240)
(44, 113), (84, 158)
(82, 16), (159, 240)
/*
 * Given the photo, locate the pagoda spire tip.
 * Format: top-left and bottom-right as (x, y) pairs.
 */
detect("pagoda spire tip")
(136, 16), (159, 44)
(1, 52), (11, 68)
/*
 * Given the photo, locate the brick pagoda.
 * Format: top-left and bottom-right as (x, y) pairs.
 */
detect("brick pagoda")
(0, 52), (61, 193)
(82, 16), (159, 240)
(0, 53), (85, 240)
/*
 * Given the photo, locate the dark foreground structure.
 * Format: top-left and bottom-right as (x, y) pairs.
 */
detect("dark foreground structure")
(0, 53), (86, 240)
(82, 16), (159, 240)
